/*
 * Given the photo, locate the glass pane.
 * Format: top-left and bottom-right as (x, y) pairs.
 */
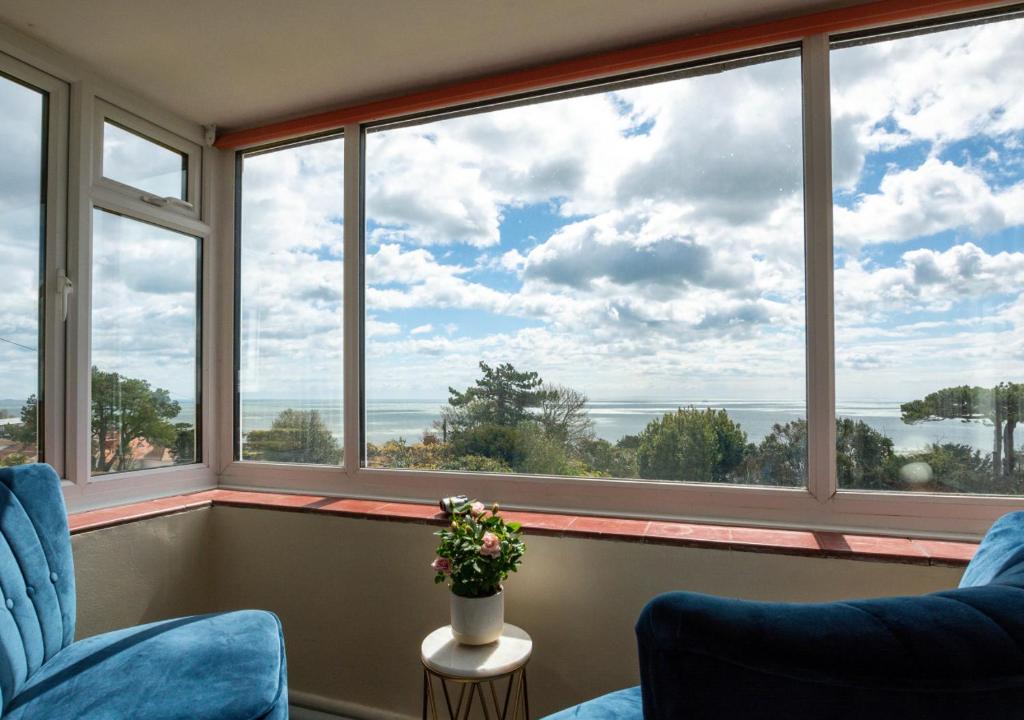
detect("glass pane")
(832, 15), (1024, 494)
(0, 73), (45, 468)
(238, 136), (344, 465)
(365, 52), (806, 485)
(91, 209), (199, 475)
(103, 121), (187, 199)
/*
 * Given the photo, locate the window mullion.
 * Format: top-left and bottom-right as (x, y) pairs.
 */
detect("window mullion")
(801, 33), (837, 504)
(343, 124), (364, 477)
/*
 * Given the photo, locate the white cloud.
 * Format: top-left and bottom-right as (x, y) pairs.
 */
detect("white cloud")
(835, 158), (1024, 249)
(410, 324), (433, 335)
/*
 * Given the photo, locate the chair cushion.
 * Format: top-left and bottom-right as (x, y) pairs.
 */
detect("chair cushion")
(960, 511), (1024, 589)
(3, 610), (287, 720)
(541, 686), (642, 720)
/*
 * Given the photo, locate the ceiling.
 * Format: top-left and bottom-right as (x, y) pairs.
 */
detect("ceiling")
(0, 0), (850, 132)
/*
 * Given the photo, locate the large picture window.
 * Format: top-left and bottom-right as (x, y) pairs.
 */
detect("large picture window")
(236, 135), (345, 465)
(363, 50), (807, 485)
(0, 71), (46, 468)
(831, 13), (1024, 494)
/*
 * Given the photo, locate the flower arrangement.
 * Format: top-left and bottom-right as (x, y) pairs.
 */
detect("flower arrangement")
(432, 500), (525, 598)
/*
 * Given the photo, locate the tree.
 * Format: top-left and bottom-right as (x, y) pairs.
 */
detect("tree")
(91, 367), (181, 473)
(577, 437), (638, 479)
(901, 383), (1024, 479)
(538, 384), (594, 452)
(901, 443), (997, 494)
(11, 394), (38, 444)
(835, 418), (897, 490)
(170, 423), (196, 465)
(636, 407), (748, 483)
(449, 423), (525, 468)
(447, 362), (551, 428)
(742, 419), (808, 487)
(243, 409), (342, 465)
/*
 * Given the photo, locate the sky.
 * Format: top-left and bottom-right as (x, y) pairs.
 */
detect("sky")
(4, 15), (1024, 429)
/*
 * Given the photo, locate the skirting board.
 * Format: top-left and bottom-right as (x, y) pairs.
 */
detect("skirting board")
(290, 690), (417, 720)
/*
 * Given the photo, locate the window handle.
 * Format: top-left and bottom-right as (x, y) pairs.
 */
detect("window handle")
(140, 193), (195, 212)
(57, 272), (73, 322)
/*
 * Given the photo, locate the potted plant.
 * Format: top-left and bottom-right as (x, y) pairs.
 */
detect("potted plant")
(431, 500), (525, 644)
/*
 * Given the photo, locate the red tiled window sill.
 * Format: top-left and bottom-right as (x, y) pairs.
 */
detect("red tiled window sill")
(68, 488), (977, 567)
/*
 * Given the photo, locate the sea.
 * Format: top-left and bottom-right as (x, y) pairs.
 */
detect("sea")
(240, 398), (996, 454)
(0, 397), (997, 453)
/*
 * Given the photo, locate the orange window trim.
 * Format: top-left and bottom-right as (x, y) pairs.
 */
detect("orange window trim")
(215, 0), (1011, 149)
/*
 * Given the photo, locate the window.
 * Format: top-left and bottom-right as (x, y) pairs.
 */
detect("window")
(103, 121), (187, 200)
(236, 135), (345, 465)
(0, 71), (46, 468)
(90, 209), (200, 475)
(363, 50), (807, 485)
(831, 13), (1024, 495)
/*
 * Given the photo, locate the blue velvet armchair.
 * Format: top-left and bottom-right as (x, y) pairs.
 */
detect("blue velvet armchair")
(0, 463), (288, 719)
(546, 511), (1024, 719)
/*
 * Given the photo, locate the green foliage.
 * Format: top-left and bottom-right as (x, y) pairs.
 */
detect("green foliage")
(901, 443), (1009, 493)
(243, 409), (342, 465)
(742, 419), (807, 487)
(447, 362), (550, 428)
(902, 382), (1024, 478)
(577, 437), (638, 478)
(170, 422), (196, 465)
(450, 423), (525, 468)
(433, 501), (525, 598)
(10, 395), (38, 444)
(636, 407), (748, 482)
(438, 454), (511, 473)
(91, 367), (181, 473)
(515, 422), (575, 476)
(835, 418), (898, 489)
(0, 452), (30, 468)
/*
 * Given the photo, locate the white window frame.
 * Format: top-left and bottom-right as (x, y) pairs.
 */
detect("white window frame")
(0, 23), (218, 512)
(0, 50), (68, 481)
(220, 5), (1024, 539)
(92, 99), (203, 223)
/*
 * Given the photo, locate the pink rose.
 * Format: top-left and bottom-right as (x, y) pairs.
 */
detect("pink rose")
(480, 532), (501, 558)
(431, 557), (451, 574)
(470, 501), (486, 517)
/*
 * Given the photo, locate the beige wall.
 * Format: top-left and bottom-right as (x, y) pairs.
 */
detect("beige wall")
(72, 508), (214, 639)
(72, 506), (965, 719)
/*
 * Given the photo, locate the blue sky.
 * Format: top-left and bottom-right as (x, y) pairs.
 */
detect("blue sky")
(228, 16), (1024, 416)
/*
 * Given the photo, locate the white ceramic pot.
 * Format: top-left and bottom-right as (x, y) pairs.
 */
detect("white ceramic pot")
(450, 588), (504, 645)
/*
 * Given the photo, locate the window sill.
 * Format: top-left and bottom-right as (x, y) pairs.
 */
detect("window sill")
(68, 489), (977, 567)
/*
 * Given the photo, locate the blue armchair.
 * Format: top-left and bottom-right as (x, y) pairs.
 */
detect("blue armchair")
(546, 512), (1024, 719)
(0, 463), (288, 719)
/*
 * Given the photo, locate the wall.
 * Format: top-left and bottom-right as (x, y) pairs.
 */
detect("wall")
(72, 508), (214, 639)
(70, 506), (967, 717)
(207, 507), (965, 719)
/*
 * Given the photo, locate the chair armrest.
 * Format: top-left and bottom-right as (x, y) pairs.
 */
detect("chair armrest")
(636, 587), (1024, 718)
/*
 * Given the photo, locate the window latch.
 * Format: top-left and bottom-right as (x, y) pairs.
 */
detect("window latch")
(57, 272), (73, 322)
(140, 193), (195, 212)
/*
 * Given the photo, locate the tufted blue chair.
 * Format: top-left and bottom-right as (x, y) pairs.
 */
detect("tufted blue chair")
(0, 463), (288, 719)
(544, 511), (1024, 720)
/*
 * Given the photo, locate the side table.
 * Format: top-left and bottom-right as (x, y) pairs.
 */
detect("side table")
(421, 624), (532, 719)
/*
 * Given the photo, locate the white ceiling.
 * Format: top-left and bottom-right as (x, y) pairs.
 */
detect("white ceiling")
(0, 0), (849, 131)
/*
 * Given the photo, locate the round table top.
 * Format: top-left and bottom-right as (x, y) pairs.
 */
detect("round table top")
(421, 624), (532, 679)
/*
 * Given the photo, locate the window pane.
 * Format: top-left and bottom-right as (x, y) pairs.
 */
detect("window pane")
(365, 52), (806, 485)
(103, 121), (187, 199)
(0, 73), (45, 468)
(832, 14), (1024, 494)
(91, 209), (199, 475)
(237, 136), (344, 465)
